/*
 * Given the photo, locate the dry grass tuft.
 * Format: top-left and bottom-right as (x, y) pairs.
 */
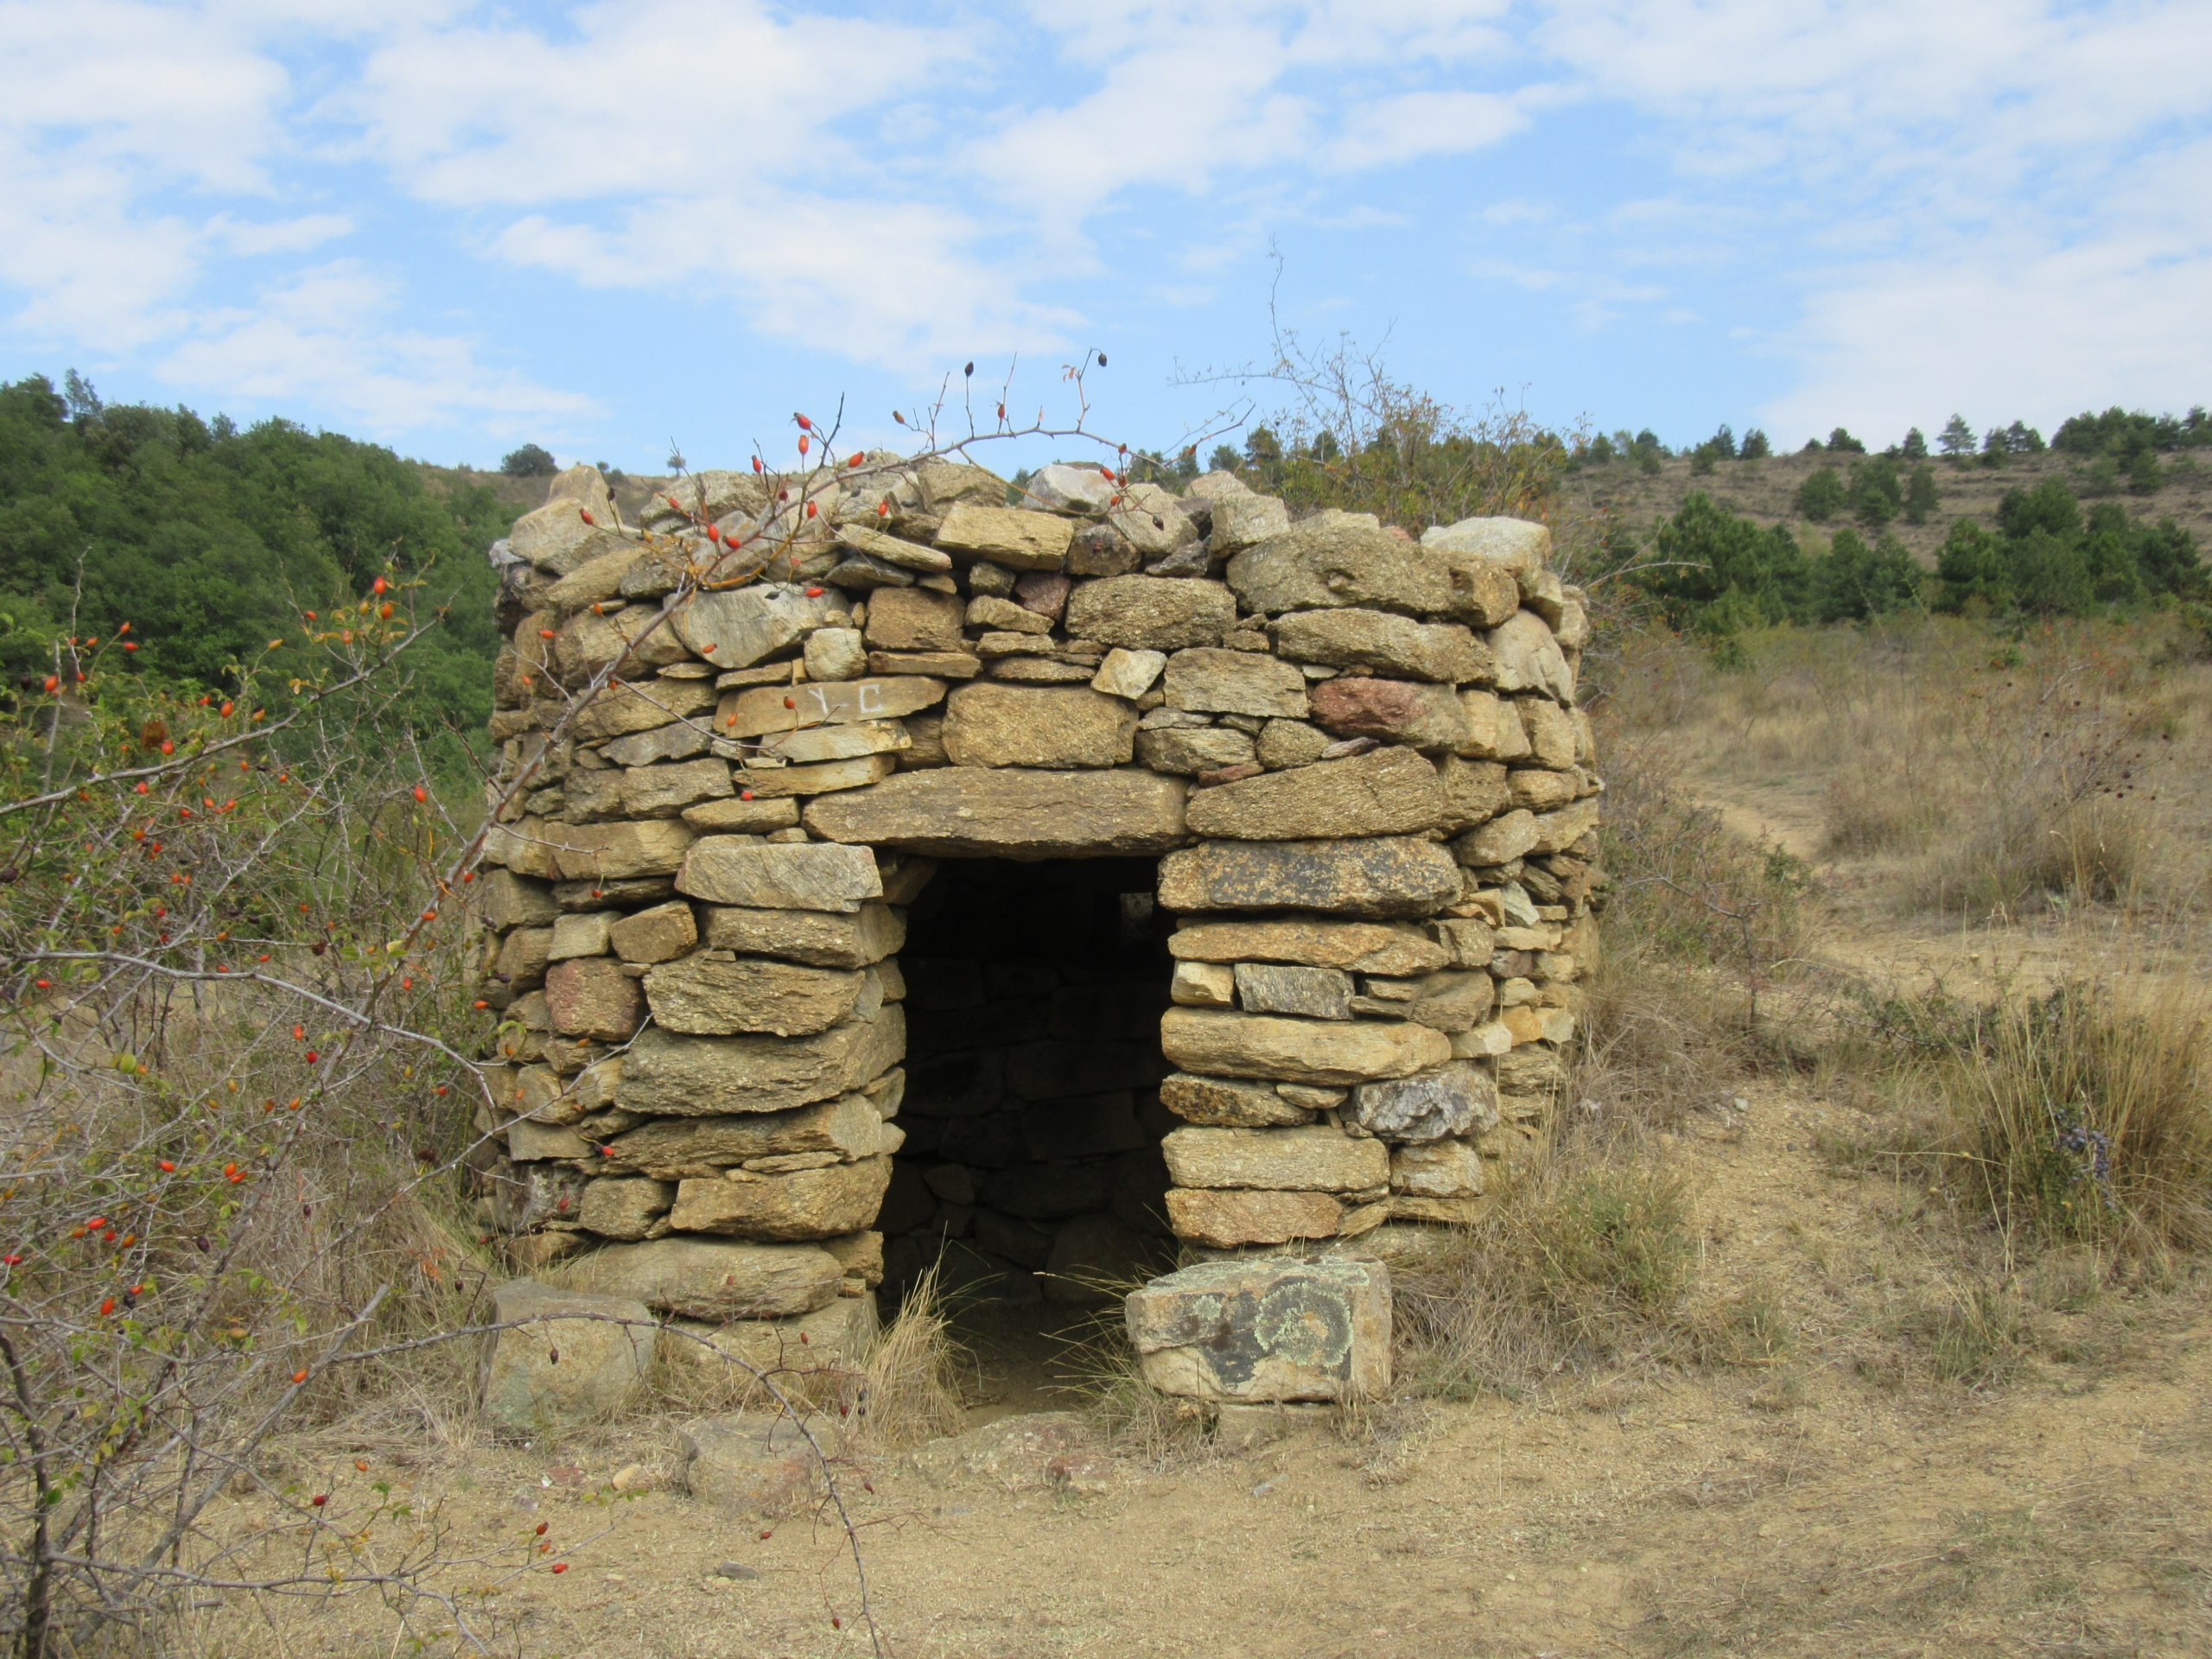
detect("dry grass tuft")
(851, 1268), (967, 1452)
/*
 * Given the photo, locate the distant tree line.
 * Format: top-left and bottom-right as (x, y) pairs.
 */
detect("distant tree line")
(1611, 473), (2203, 640)
(0, 374), (517, 768)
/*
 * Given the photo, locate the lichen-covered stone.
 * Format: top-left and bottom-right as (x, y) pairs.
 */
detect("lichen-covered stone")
(1125, 1256), (1390, 1401)
(1156, 837), (1462, 919)
(578, 1177), (676, 1239)
(669, 583), (845, 669)
(607, 1094), (890, 1179)
(864, 586), (966, 652)
(1486, 610), (1575, 702)
(480, 1281), (652, 1435)
(1347, 1062), (1501, 1142)
(1158, 1073), (1316, 1127)
(1232, 962), (1355, 1020)
(551, 819), (697, 881)
(1135, 726), (1255, 775)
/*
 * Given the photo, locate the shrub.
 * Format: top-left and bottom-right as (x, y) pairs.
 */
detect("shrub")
(499, 442), (558, 477)
(1795, 467), (1847, 523)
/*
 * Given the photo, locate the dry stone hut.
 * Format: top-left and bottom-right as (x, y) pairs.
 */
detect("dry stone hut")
(471, 454), (1601, 1388)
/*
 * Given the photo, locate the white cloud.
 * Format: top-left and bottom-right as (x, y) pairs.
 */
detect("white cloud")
(1324, 88), (1534, 170)
(158, 260), (596, 438)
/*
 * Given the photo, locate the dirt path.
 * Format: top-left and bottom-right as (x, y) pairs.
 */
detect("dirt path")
(247, 1090), (2212, 1659)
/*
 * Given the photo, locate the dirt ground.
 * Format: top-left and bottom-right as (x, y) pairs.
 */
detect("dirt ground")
(214, 1079), (2212, 1659)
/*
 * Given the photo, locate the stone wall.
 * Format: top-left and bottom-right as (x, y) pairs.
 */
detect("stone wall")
(472, 454), (1601, 1338)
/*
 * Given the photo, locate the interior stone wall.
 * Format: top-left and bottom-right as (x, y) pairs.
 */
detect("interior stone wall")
(468, 452), (1602, 1346)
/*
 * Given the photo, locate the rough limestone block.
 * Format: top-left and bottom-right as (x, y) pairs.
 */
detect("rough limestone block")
(702, 901), (904, 968)
(1205, 492), (1293, 555)
(681, 794), (802, 833)
(837, 524), (953, 573)
(544, 957), (646, 1041)
(1401, 969), (1497, 1033)
(1162, 647), (1309, 718)
(1233, 963), (1354, 1020)
(482, 869), (560, 931)
(558, 1236), (843, 1319)
(1156, 837), (1463, 920)
(940, 683), (1136, 769)
(1185, 746), (1445, 841)
(804, 767), (1186, 858)
(1162, 1125), (1388, 1192)
(678, 1414), (837, 1516)
(669, 583), (844, 670)
(1125, 1256), (1391, 1401)
(496, 926), (553, 990)
(1225, 518), (1453, 617)
(1164, 1187), (1345, 1249)
(734, 753), (899, 798)
(1255, 718), (1333, 770)
(578, 1177), (676, 1238)
(1421, 518), (1548, 623)
(1159, 1072), (1317, 1127)
(1454, 809), (1540, 868)
(1529, 798), (1602, 855)
(571, 677), (718, 742)
(966, 594), (1052, 634)
(1517, 697), (1579, 768)
(550, 819), (696, 881)
(1437, 756), (1511, 828)
(658, 1294), (879, 1383)
(616, 1007), (906, 1117)
(804, 626), (868, 682)
(767, 720), (911, 765)
(608, 1095), (890, 1178)
(1171, 960), (1236, 1007)
(1391, 1139), (1484, 1198)
(1307, 677), (1472, 753)
(1064, 575), (1236, 650)
(1508, 768), (1579, 811)
(1160, 1008), (1449, 1086)
(1486, 610), (1575, 702)
(547, 911), (613, 961)
(1167, 918), (1449, 976)
(1272, 607), (1491, 683)
(719, 676), (946, 741)
(1136, 726), (1256, 775)
(1348, 1062), (1501, 1142)
(1090, 646), (1167, 699)
(507, 1119), (591, 1161)
(644, 956), (869, 1038)
(864, 585), (966, 652)
(608, 899), (698, 964)
(669, 1157), (893, 1241)
(936, 502), (1074, 569)
(677, 839), (881, 912)
(480, 1281), (653, 1436)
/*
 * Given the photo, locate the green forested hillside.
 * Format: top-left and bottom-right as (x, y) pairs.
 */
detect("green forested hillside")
(0, 374), (519, 755)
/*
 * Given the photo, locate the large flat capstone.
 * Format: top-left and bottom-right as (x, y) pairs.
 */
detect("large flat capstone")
(1183, 746), (1445, 841)
(804, 767), (1187, 857)
(1124, 1256), (1392, 1402)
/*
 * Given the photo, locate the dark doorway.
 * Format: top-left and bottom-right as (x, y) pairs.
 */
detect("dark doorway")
(877, 855), (1179, 1314)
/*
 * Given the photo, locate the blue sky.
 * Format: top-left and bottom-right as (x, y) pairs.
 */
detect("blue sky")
(4, 1), (2209, 474)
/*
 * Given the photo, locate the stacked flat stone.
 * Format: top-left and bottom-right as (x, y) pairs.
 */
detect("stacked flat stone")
(471, 453), (1600, 1329)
